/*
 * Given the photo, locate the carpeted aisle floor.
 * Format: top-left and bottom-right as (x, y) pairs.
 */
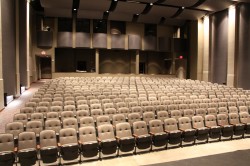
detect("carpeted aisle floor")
(146, 149), (250, 166)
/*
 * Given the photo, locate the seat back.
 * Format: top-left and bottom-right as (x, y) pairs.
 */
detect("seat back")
(35, 106), (49, 114)
(115, 122), (132, 138)
(207, 108), (218, 116)
(112, 114), (126, 126)
(170, 110), (182, 120)
(239, 112), (250, 123)
(79, 126), (97, 143)
(228, 106), (238, 113)
(64, 105), (76, 112)
(131, 106), (143, 115)
(183, 109), (194, 119)
(96, 115), (110, 126)
(97, 124), (115, 140)
(31, 113), (44, 124)
(46, 112), (59, 120)
(40, 130), (57, 148)
(205, 115), (218, 127)
(0, 133), (14, 152)
(50, 106), (63, 113)
(118, 107), (130, 117)
(61, 111), (75, 120)
(59, 128), (78, 145)
(5, 122), (24, 138)
(45, 119), (62, 134)
(26, 121), (43, 135)
(157, 111), (169, 122)
(62, 118), (78, 130)
(217, 114), (229, 126)
(76, 110), (89, 120)
(143, 112), (155, 124)
(228, 113), (240, 125)
(178, 117), (192, 130)
(195, 108), (206, 117)
(79, 117), (95, 127)
(239, 106), (248, 113)
(155, 105), (167, 112)
(20, 107), (34, 117)
(149, 119), (164, 134)
(18, 132), (36, 150)
(127, 113), (141, 125)
(104, 108), (116, 119)
(133, 121), (148, 136)
(13, 113), (28, 125)
(192, 116), (205, 128)
(218, 107), (228, 115)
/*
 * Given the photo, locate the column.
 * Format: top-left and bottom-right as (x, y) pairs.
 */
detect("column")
(197, 19), (204, 81)
(51, 18), (58, 74)
(26, 0), (30, 88)
(0, 0), (4, 109)
(72, 15), (76, 48)
(136, 50), (139, 74)
(15, 0), (20, 97)
(227, 5), (236, 86)
(95, 49), (99, 74)
(202, 16), (210, 82)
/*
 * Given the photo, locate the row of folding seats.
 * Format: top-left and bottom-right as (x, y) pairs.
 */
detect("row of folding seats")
(9, 111), (250, 141)
(2, 112), (250, 165)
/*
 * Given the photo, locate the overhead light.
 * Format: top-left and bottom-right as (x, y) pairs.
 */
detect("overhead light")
(150, 3), (153, 6)
(114, 0), (117, 1)
(106, 10), (109, 13)
(73, 8), (77, 11)
(182, 7), (185, 9)
(136, 13), (140, 16)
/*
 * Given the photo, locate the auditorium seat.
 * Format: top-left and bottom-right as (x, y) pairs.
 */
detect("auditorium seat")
(17, 132), (38, 166)
(228, 113), (245, 138)
(97, 124), (118, 158)
(46, 112), (60, 120)
(143, 112), (155, 125)
(96, 115), (111, 127)
(59, 128), (80, 164)
(112, 114), (126, 126)
(164, 118), (182, 146)
(0, 133), (15, 166)
(118, 107), (130, 118)
(5, 122), (24, 140)
(178, 117), (196, 145)
(61, 111), (75, 120)
(205, 115), (221, 141)
(192, 116), (209, 143)
(20, 107), (34, 120)
(239, 112), (250, 135)
(39, 130), (59, 165)
(62, 118), (78, 131)
(79, 126), (99, 160)
(218, 107), (229, 116)
(45, 119), (62, 135)
(195, 108), (207, 118)
(217, 114), (234, 139)
(149, 119), (168, 149)
(13, 113), (28, 127)
(115, 122), (135, 155)
(132, 121), (152, 153)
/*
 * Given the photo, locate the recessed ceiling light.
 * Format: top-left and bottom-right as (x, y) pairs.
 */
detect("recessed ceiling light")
(114, 0), (117, 1)
(136, 13), (140, 16)
(73, 8), (77, 11)
(150, 3), (153, 6)
(182, 7), (185, 9)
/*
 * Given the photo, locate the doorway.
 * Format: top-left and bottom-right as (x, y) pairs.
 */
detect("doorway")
(40, 57), (52, 79)
(139, 62), (146, 74)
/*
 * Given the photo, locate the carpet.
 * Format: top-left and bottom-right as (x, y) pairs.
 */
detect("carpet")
(146, 149), (250, 166)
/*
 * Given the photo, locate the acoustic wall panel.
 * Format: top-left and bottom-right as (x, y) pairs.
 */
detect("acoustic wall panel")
(237, 4), (250, 89)
(37, 31), (53, 48)
(75, 32), (91, 48)
(144, 36), (157, 51)
(93, 33), (107, 48)
(210, 10), (228, 85)
(128, 35), (141, 50)
(111, 34), (125, 49)
(158, 37), (171, 52)
(57, 32), (72, 47)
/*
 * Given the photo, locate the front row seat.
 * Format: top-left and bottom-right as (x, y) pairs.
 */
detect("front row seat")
(0, 133), (15, 166)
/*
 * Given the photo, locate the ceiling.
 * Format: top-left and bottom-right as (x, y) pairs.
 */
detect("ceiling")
(33, 0), (250, 26)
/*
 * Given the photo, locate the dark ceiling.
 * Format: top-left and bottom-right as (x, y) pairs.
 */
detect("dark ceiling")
(31, 0), (250, 26)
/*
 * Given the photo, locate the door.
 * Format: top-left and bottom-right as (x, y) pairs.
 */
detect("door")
(40, 57), (52, 79)
(139, 62), (146, 74)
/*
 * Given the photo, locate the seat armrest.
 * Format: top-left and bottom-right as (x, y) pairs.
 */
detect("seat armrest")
(97, 138), (101, 142)
(78, 140), (82, 144)
(37, 145), (40, 150)
(133, 134), (138, 138)
(179, 128), (185, 132)
(14, 147), (18, 152)
(164, 130), (170, 133)
(205, 125), (211, 128)
(149, 132), (155, 135)
(193, 127), (198, 129)
(57, 143), (61, 147)
(115, 136), (120, 140)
